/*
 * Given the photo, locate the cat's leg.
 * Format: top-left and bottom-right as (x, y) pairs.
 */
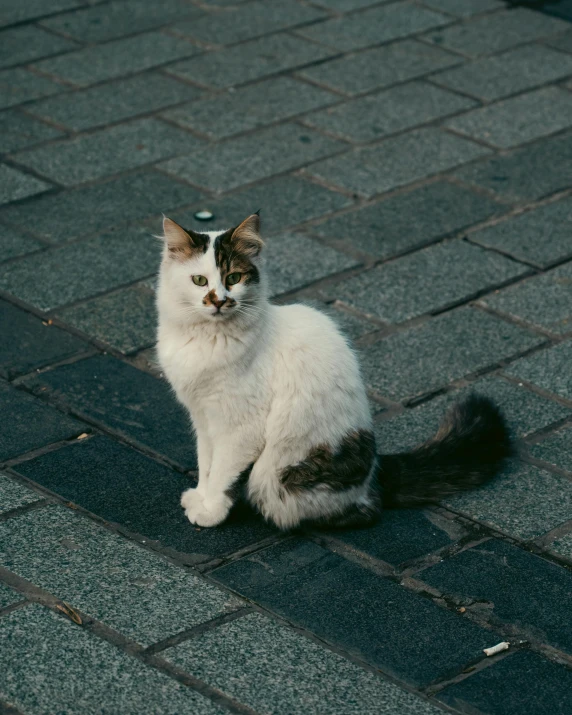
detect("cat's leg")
(181, 427), (212, 514)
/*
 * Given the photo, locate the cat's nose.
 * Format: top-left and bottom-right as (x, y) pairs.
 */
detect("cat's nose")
(213, 297), (227, 309)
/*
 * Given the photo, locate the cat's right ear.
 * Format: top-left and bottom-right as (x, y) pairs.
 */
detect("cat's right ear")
(162, 217), (206, 259)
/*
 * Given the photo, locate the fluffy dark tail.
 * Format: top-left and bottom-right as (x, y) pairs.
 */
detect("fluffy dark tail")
(378, 395), (512, 508)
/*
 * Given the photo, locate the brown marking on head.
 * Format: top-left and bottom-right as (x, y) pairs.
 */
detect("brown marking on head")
(162, 217), (208, 260)
(214, 214), (264, 286)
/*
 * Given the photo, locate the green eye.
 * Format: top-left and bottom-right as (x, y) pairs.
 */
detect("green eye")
(227, 272), (242, 286)
(192, 275), (207, 286)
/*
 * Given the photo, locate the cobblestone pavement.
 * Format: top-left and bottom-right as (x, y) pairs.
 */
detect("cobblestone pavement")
(1, 1), (572, 713)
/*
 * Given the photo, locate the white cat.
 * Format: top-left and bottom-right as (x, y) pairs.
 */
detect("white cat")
(156, 214), (511, 531)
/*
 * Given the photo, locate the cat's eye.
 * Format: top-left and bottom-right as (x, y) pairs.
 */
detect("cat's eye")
(227, 272), (242, 286)
(192, 275), (207, 286)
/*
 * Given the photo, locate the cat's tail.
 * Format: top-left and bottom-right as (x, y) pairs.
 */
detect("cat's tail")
(378, 394), (512, 508)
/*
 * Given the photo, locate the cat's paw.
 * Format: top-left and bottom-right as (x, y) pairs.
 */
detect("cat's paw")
(181, 488), (230, 528)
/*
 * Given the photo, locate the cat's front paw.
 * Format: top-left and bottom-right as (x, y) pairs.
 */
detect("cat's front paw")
(181, 488), (230, 528)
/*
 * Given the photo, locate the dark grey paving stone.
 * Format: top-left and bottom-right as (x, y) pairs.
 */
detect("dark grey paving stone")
(0, 68), (64, 110)
(212, 538), (494, 686)
(0, 110), (64, 153)
(0, 225), (43, 262)
(447, 461), (572, 539)
(0, 24), (77, 70)
(173, 0), (326, 45)
(421, 539), (572, 652)
(531, 425), (572, 473)
(2, 605), (222, 714)
(312, 0), (386, 9)
(374, 375), (572, 453)
(161, 123), (344, 193)
(0, 0), (83, 27)
(322, 239), (527, 323)
(545, 30), (572, 53)
(0, 165), (51, 205)
(307, 128), (489, 198)
(0, 170), (200, 244)
(361, 307), (542, 401)
(311, 181), (500, 259)
(0, 382), (84, 462)
(0, 473), (42, 514)
(299, 39), (460, 96)
(0, 299), (86, 379)
(41, 0), (202, 43)
(433, 45), (572, 102)
(481, 262), (572, 336)
(23, 354), (196, 469)
(438, 650), (572, 715)
(549, 532), (572, 561)
(27, 73), (201, 132)
(0, 225), (160, 311)
(305, 81), (476, 143)
(297, 2), (449, 53)
(447, 87), (572, 149)
(13, 439), (275, 566)
(454, 131), (572, 203)
(505, 341), (572, 402)
(33, 31), (200, 87)
(57, 284), (157, 354)
(0, 580), (22, 608)
(166, 32), (336, 89)
(13, 118), (202, 186)
(164, 76), (337, 139)
(470, 199), (572, 269)
(165, 612), (442, 715)
(421, 0), (503, 15)
(424, 7), (569, 57)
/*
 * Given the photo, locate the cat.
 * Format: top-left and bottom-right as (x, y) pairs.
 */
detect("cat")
(156, 213), (511, 531)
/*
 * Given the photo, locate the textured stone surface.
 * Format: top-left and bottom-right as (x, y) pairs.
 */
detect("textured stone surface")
(549, 532), (572, 560)
(165, 612), (443, 715)
(0, 110), (63, 153)
(0, 225), (43, 262)
(0, 473), (42, 514)
(530, 425), (572, 473)
(505, 341), (572, 401)
(0, 24), (77, 69)
(308, 128), (489, 198)
(0, 165), (51, 205)
(0, 580), (22, 609)
(422, 0), (503, 15)
(0, 0), (83, 27)
(0, 68), (64, 110)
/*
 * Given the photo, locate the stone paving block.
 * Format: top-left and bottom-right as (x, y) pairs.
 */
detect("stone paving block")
(292, 299), (379, 342)
(505, 341), (572, 402)
(545, 30), (572, 53)
(438, 650), (572, 715)
(41, 0), (202, 43)
(420, 539), (572, 652)
(173, 0), (326, 45)
(24, 355), (195, 469)
(0, 225), (43, 262)
(530, 425), (572, 473)
(0, 580), (22, 609)
(0, 170), (199, 244)
(0, 382), (84, 462)
(212, 538), (494, 686)
(161, 123), (345, 193)
(13, 118), (202, 187)
(0, 473), (42, 514)
(27, 73), (202, 132)
(0, 165), (51, 206)
(13, 438), (275, 565)
(165, 612), (443, 715)
(322, 239), (527, 323)
(312, 0), (386, 9)
(311, 181), (500, 259)
(0, 225), (160, 311)
(0, 299), (86, 379)
(374, 376), (572, 454)
(1, 605), (224, 714)
(299, 39), (460, 96)
(167, 33), (335, 89)
(57, 284), (157, 354)
(0, 0), (83, 27)
(174, 174), (353, 237)
(297, 2), (449, 53)
(0, 24), (77, 70)
(481, 262), (572, 336)
(33, 31), (199, 87)
(447, 87), (572, 149)
(470, 199), (572, 269)
(164, 76), (337, 139)
(433, 44), (572, 102)
(446, 461), (572, 539)
(304, 81), (476, 143)
(0, 110), (63, 153)
(360, 307), (542, 401)
(454, 131), (572, 203)
(0, 68), (64, 110)
(549, 532), (572, 560)
(307, 128), (489, 198)
(421, 0), (504, 15)
(424, 8), (569, 57)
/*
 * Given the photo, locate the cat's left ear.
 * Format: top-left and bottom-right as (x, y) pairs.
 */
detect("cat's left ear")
(231, 212), (264, 257)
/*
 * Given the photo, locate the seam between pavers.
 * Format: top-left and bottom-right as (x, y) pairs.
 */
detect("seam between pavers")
(0, 498), (50, 524)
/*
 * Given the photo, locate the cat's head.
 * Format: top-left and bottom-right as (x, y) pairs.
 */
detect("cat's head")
(158, 213), (265, 323)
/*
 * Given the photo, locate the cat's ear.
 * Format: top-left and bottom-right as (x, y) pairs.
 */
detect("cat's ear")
(162, 217), (206, 258)
(231, 212), (263, 257)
